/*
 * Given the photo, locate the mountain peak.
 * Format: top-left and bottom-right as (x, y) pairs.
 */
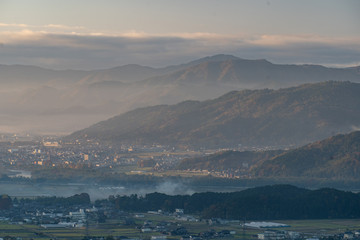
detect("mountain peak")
(189, 54), (240, 65)
(107, 64), (155, 71)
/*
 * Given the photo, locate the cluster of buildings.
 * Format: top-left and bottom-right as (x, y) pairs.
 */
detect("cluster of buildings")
(0, 136), (201, 175)
(133, 209), (239, 240)
(0, 199), (98, 228)
(0, 138), (180, 170)
(0, 134), (273, 180)
(0, 195), (360, 240)
(180, 167), (252, 179)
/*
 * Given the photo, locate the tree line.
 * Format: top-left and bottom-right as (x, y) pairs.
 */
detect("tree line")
(109, 185), (360, 220)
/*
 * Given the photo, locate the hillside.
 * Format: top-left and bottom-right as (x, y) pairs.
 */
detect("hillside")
(253, 131), (360, 179)
(177, 150), (283, 171)
(67, 81), (360, 148)
(176, 131), (360, 179)
(112, 185), (360, 220)
(0, 64), (88, 88)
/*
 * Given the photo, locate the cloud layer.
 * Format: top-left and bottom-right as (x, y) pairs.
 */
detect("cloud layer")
(1, 24), (360, 69)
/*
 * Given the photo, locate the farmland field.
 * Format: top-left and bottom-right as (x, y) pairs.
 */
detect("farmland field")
(1, 216), (360, 240)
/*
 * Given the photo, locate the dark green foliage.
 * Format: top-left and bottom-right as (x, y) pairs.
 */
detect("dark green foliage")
(302, 188), (360, 219)
(254, 131), (360, 178)
(23, 193), (90, 207)
(31, 166), (164, 185)
(0, 194), (12, 210)
(178, 131), (360, 179)
(110, 185), (360, 220)
(68, 81), (360, 148)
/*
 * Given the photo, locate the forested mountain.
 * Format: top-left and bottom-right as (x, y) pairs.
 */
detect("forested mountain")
(253, 131), (360, 178)
(176, 131), (360, 180)
(68, 81), (360, 148)
(110, 185), (360, 220)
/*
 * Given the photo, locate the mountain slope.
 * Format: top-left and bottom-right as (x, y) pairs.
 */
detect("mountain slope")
(2, 55), (360, 134)
(175, 131), (360, 179)
(77, 64), (161, 84)
(253, 131), (360, 179)
(142, 58), (360, 88)
(0, 64), (89, 87)
(177, 150), (283, 171)
(78, 54), (242, 85)
(67, 81), (360, 148)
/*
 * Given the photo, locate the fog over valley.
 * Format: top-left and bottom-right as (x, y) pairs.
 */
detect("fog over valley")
(1, 2), (360, 238)
(1, 55), (360, 134)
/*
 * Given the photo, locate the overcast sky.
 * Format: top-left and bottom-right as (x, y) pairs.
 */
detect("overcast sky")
(0, 0), (359, 69)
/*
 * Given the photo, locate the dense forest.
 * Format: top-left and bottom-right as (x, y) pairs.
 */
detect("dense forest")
(28, 193), (91, 207)
(0, 195), (12, 210)
(0, 193), (90, 210)
(3, 185), (360, 220)
(108, 185), (360, 220)
(253, 131), (360, 178)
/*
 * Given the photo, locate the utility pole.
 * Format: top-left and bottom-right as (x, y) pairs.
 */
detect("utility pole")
(243, 217), (246, 240)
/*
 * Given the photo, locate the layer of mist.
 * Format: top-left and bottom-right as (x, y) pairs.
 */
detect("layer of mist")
(1, 181), (194, 200)
(1, 55), (359, 134)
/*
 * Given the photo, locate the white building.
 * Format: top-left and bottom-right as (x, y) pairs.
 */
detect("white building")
(258, 230), (286, 240)
(151, 236), (167, 240)
(69, 209), (86, 220)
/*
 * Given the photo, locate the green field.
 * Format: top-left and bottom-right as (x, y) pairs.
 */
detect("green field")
(280, 219), (360, 234)
(1, 217), (360, 240)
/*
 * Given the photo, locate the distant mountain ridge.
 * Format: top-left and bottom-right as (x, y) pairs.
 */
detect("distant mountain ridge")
(2, 54), (360, 87)
(142, 57), (360, 88)
(67, 81), (360, 148)
(0, 54), (243, 86)
(1, 54), (360, 133)
(0, 64), (88, 87)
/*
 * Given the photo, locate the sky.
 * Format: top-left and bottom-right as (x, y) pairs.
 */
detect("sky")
(0, 0), (360, 69)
